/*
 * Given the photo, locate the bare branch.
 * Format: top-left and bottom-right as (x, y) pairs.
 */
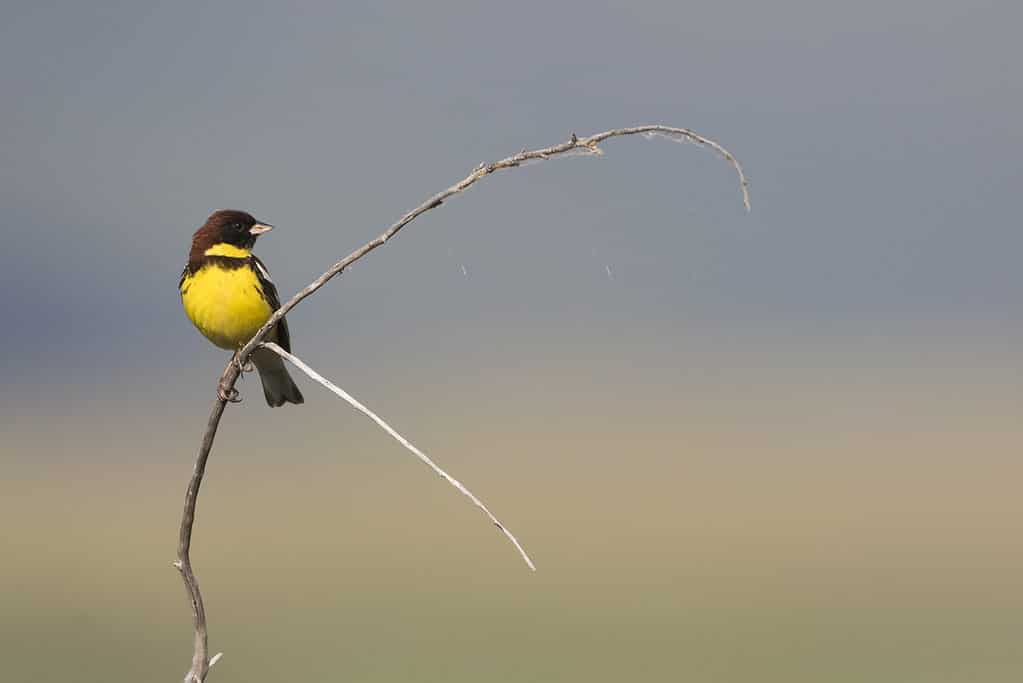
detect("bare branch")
(235, 125), (749, 371)
(261, 342), (536, 571)
(176, 124), (750, 682)
(176, 362), (238, 683)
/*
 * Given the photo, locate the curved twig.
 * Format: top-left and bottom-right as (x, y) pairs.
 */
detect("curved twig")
(175, 124), (750, 683)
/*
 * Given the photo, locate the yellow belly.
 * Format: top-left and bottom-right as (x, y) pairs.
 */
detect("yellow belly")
(181, 264), (274, 350)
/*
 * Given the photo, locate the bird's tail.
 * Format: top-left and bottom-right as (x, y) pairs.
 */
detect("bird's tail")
(251, 346), (304, 407)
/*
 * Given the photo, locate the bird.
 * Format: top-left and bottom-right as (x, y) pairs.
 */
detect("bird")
(179, 209), (304, 407)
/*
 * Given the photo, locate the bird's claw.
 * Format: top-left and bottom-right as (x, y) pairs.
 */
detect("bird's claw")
(217, 382), (242, 403)
(231, 354), (253, 374)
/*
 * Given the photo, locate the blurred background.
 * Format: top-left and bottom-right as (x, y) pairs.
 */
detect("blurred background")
(2, 1), (1021, 681)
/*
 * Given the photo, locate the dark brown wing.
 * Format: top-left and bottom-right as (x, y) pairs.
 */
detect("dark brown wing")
(250, 255), (292, 352)
(178, 263), (190, 293)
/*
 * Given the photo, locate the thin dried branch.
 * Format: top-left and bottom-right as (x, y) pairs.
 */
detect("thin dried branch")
(261, 341), (536, 570)
(176, 124), (750, 683)
(175, 364), (236, 683)
(235, 125), (748, 369)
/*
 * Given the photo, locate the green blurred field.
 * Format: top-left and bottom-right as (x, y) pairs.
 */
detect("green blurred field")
(3, 348), (1021, 682)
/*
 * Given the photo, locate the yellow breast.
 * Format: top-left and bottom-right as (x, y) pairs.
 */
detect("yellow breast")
(181, 260), (273, 350)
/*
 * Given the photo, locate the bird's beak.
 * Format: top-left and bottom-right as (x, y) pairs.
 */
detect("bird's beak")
(249, 222), (274, 235)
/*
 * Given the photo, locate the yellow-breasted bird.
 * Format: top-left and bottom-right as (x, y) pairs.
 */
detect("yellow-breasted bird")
(179, 209), (304, 406)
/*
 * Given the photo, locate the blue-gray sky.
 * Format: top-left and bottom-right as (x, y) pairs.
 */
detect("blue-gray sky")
(3, 5), (1023, 681)
(2, 0), (1020, 391)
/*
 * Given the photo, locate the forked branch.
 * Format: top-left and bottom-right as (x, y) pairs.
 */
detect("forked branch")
(176, 124), (750, 683)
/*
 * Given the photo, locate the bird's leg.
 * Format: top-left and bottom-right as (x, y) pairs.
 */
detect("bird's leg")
(217, 352), (246, 403)
(231, 351), (255, 374)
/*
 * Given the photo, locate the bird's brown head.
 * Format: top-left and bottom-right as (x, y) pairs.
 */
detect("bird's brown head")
(190, 209), (273, 261)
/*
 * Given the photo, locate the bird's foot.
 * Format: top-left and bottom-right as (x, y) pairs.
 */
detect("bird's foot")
(217, 380), (242, 403)
(231, 353), (254, 374)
